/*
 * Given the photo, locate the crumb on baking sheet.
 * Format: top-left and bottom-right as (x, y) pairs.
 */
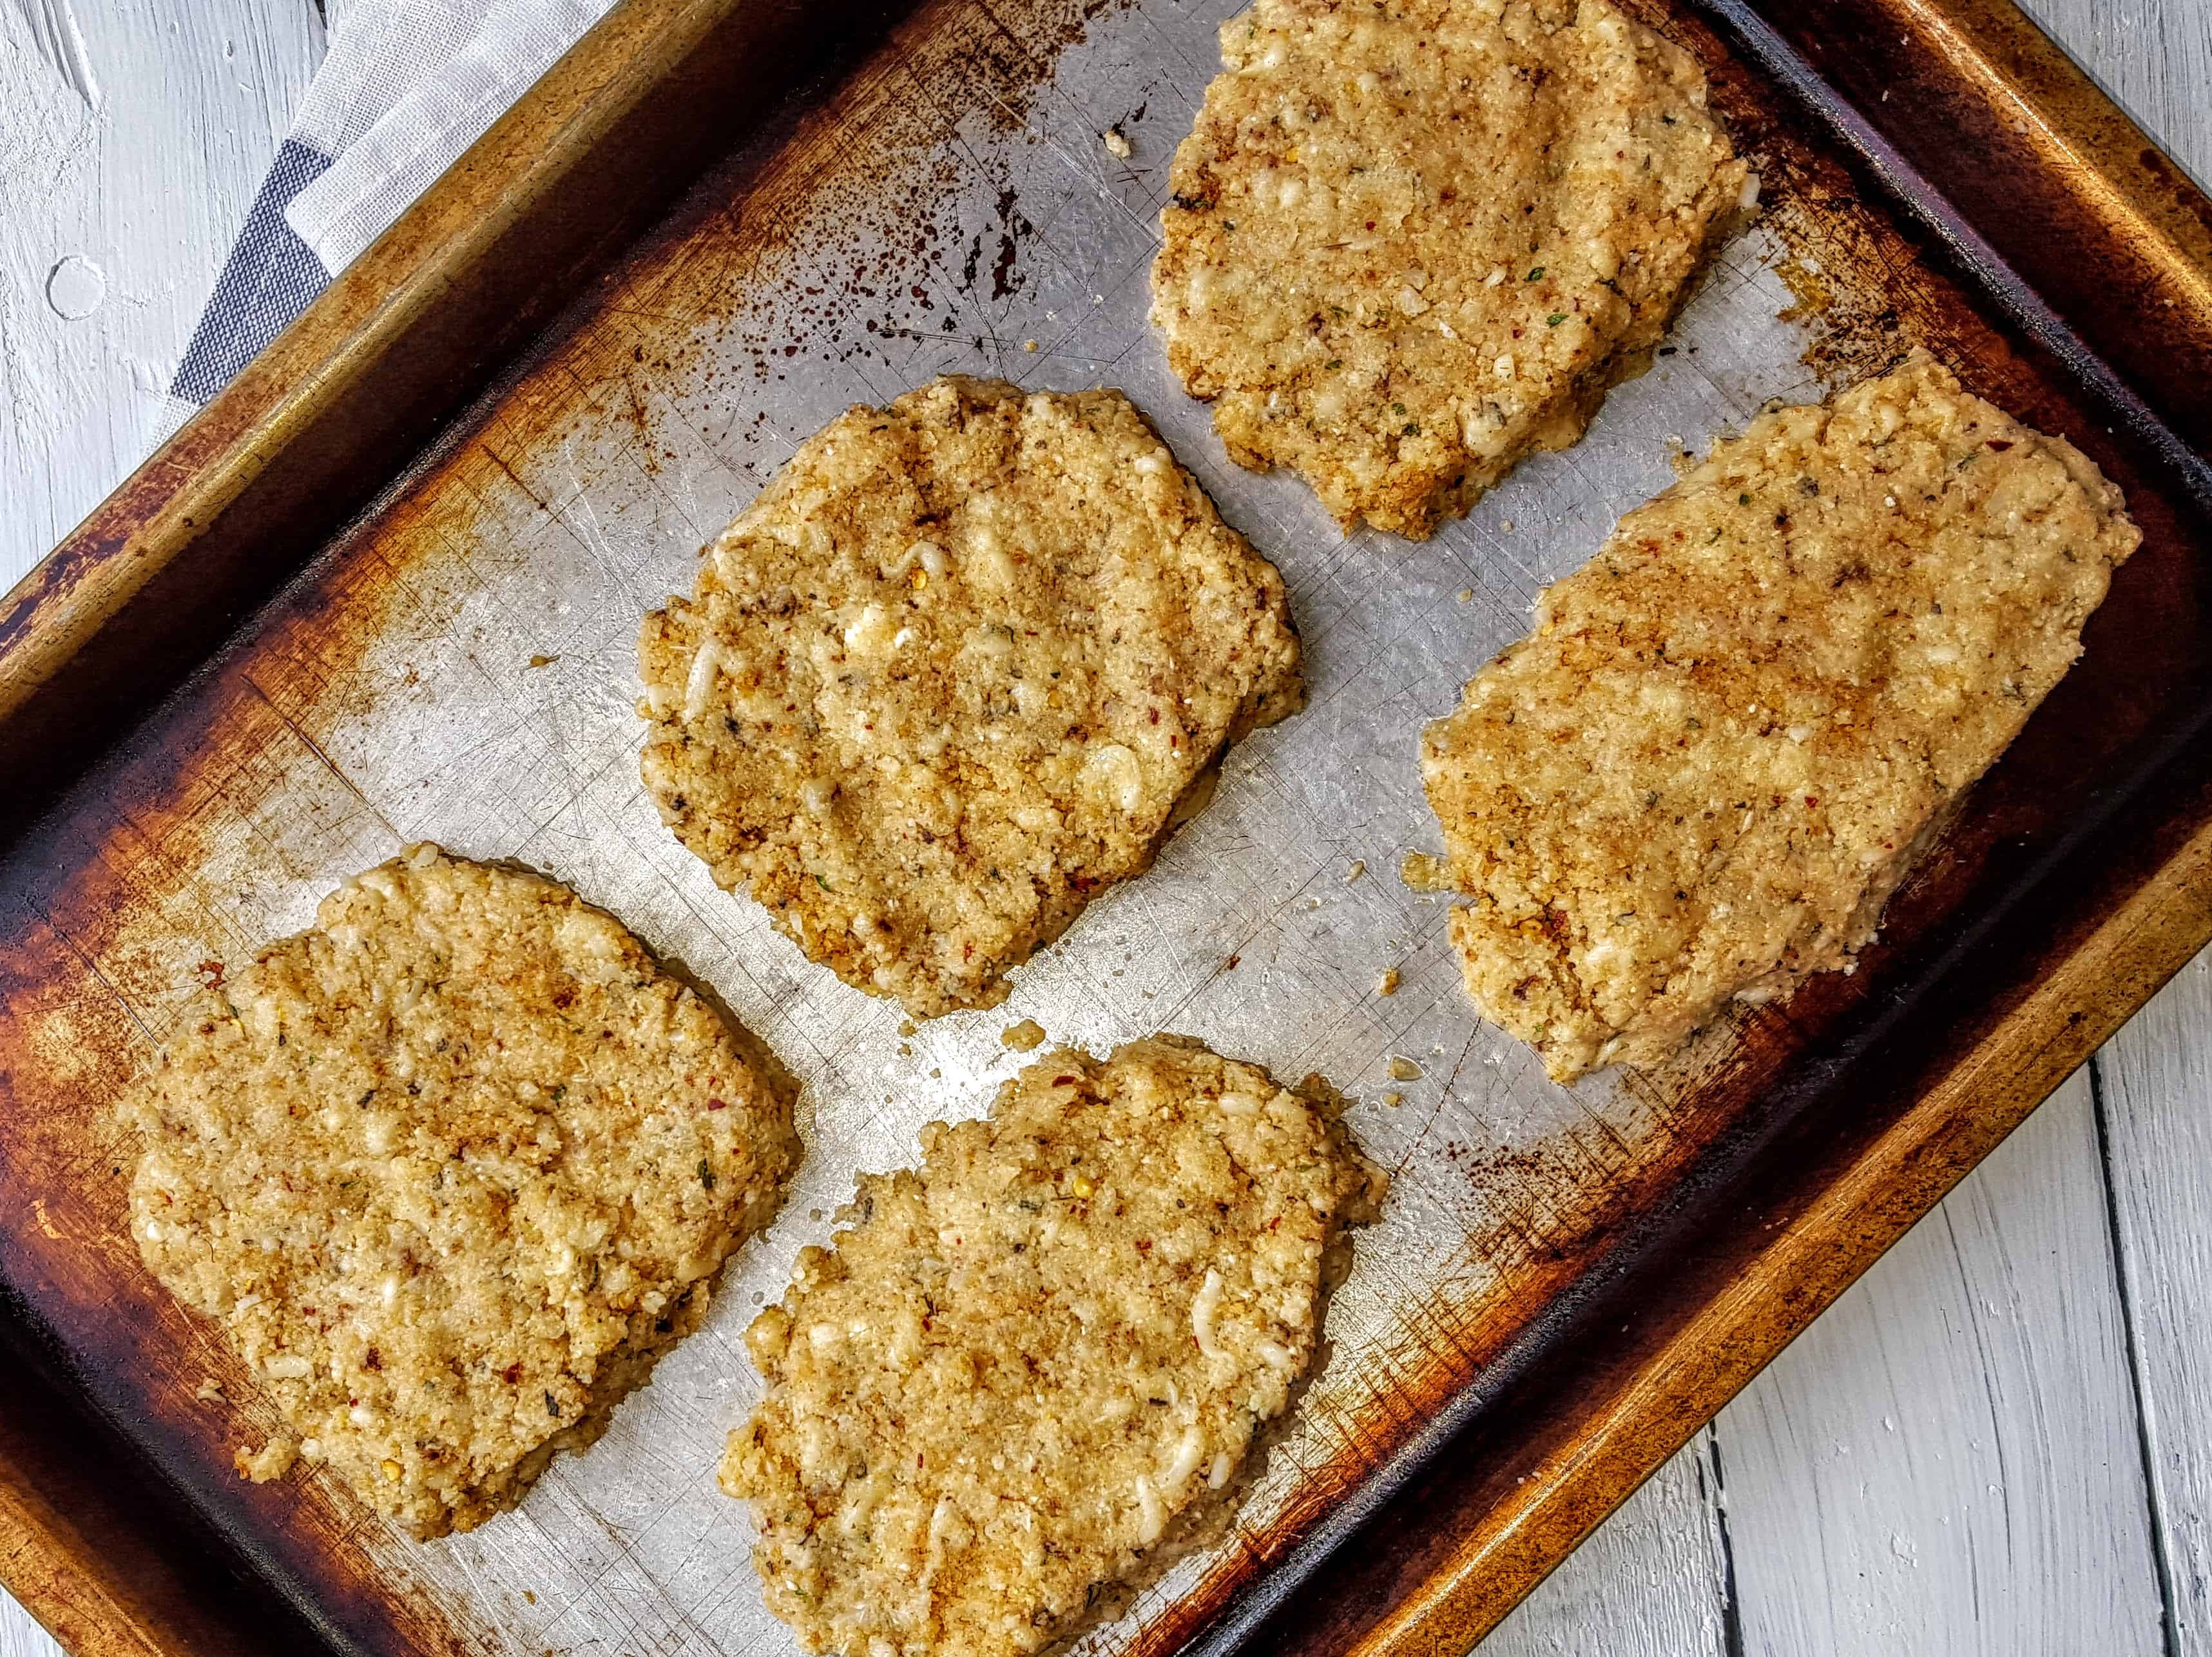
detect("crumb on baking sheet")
(1401, 852), (1450, 891)
(236, 1436), (298, 1483)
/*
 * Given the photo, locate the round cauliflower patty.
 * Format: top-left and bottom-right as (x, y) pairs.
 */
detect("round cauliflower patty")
(1154, 0), (1749, 538)
(122, 844), (800, 1536)
(638, 375), (1303, 1019)
(722, 1035), (1385, 1657)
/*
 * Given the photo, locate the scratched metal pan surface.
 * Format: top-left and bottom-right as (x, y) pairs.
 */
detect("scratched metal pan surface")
(3, 0), (2212, 1654)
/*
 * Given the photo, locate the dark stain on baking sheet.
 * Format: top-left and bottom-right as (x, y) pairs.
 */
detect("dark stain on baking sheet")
(1, 0), (2210, 1652)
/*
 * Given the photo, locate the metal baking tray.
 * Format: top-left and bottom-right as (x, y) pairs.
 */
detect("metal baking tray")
(4, 1), (2211, 1653)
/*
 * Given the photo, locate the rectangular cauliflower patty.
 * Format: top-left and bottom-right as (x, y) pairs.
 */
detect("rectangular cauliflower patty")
(721, 1036), (1385, 1657)
(1421, 353), (2140, 1081)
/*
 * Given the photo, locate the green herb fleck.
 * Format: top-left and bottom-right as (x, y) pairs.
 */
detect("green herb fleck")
(1547, 313), (1567, 326)
(698, 1159), (716, 1191)
(1324, 358), (1343, 370)
(1526, 266), (1545, 281)
(1401, 421), (1420, 436)
(1739, 492), (1751, 505)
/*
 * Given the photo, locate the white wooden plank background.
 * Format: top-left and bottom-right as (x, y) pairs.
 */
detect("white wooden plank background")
(0, 1), (2204, 1653)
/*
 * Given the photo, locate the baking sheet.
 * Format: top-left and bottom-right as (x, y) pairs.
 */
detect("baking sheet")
(0, 0), (1946, 1651)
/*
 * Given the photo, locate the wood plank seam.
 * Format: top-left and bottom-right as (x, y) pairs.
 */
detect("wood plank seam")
(1702, 1424), (1750, 1657)
(2092, 1047), (2191, 1657)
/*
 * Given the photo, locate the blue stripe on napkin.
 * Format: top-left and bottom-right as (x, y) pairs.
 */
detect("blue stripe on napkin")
(169, 139), (336, 405)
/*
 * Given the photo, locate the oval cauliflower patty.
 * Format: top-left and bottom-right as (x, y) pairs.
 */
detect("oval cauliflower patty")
(1421, 354), (2142, 1081)
(721, 1035), (1385, 1657)
(121, 845), (800, 1537)
(637, 376), (1303, 1020)
(1153, 0), (1749, 538)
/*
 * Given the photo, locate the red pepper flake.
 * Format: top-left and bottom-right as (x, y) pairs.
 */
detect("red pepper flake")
(364, 1347), (382, 1371)
(1986, 438), (2015, 451)
(1052, 1075), (1078, 1087)
(1224, 954), (1240, 969)
(1805, 796), (1819, 808)
(501, 1363), (523, 1385)
(707, 1098), (729, 1111)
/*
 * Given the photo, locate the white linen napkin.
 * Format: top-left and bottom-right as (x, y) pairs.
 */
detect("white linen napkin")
(155, 0), (614, 438)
